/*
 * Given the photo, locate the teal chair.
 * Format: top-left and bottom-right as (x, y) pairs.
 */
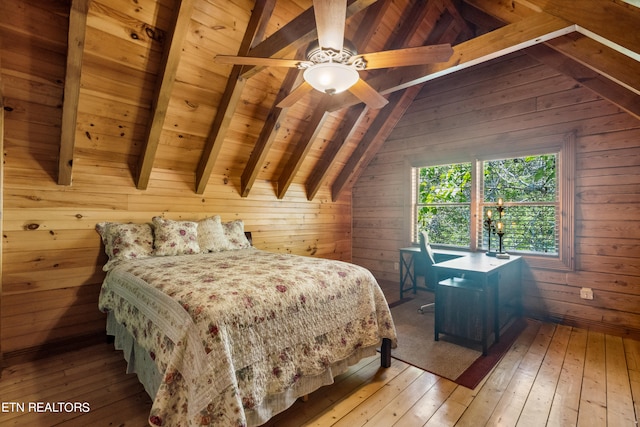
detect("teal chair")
(417, 231), (437, 313)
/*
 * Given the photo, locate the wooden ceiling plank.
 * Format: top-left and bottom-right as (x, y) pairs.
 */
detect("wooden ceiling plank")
(276, 97), (333, 199)
(465, 0), (639, 89)
(331, 87), (421, 201)
(523, 0), (640, 58)
(331, 2), (464, 199)
(136, 0), (196, 190)
(291, 0), (391, 201)
(258, 0), (387, 200)
(240, 67), (303, 197)
(242, 0), (378, 79)
(328, 12), (575, 111)
(544, 34), (640, 96)
(306, 104), (367, 201)
(58, 0), (90, 186)
(524, 44), (640, 120)
(194, 0), (276, 194)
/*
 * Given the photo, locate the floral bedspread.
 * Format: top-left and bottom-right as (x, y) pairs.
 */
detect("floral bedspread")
(98, 248), (397, 426)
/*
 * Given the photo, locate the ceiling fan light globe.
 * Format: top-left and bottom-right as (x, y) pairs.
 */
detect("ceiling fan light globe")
(303, 63), (359, 95)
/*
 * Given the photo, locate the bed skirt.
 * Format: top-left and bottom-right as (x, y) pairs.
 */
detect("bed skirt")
(105, 311), (382, 426)
(106, 311), (161, 399)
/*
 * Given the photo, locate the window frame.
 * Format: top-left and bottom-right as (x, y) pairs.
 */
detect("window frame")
(407, 133), (575, 271)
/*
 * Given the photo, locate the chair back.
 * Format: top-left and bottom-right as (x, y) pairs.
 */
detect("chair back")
(419, 231), (435, 266)
(418, 231), (437, 289)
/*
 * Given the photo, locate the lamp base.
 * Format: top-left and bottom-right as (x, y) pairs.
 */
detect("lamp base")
(496, 252), (510, 259)
(485, 251), (497, 257)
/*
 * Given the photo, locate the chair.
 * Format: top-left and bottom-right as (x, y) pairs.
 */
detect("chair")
(417, 231), (437, 313)
(416, 231), (474, 315)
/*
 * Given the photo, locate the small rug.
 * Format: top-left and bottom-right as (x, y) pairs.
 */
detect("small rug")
(388, 294), (526, 389)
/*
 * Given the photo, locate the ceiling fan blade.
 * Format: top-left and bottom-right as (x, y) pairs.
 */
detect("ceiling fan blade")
(351, 44), (454, 70)
(277, 81), (315, 108)
(214, 55), (311, 69)
(313, 0), (347, 52)
(348, 79), (388, 109)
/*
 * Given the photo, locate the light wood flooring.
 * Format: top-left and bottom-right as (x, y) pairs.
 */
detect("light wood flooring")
(1, 317), (639, 426)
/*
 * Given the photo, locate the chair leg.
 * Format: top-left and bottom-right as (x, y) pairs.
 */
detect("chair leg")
(417, 302), (434, 314)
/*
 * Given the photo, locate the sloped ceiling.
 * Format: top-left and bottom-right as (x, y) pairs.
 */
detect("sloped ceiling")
(56, 0), (639, 200)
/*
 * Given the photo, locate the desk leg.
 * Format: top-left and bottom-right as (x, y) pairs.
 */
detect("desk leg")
(399, 251), (415, 299)
(399, 253), (406, 299)
(493, 275), (500, 344)
(482, 278), (488, 356)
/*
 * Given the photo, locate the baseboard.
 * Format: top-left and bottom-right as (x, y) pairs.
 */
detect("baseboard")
(525, 311), (640, 341)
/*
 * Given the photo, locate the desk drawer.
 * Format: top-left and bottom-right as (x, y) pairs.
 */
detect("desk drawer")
(436, 279), (494, 343)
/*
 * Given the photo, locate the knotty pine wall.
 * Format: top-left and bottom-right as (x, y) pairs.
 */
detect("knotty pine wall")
(353, 51), (640, 338)
(0, 1), (351, 355)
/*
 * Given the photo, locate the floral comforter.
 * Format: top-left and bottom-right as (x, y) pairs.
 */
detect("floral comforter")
(98, 248), (397, 426)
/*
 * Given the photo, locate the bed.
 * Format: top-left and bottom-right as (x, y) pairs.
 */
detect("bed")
(96, 216), (397, 426)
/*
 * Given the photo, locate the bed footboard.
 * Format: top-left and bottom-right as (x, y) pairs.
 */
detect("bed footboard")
(380, 338), (392, 368)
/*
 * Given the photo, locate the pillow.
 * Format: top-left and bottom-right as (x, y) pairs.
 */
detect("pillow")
(222, 219), (252, 250)
(197, 215), (231, 252)
(152, 217), (200, 256)
(95, 222), (154, 271)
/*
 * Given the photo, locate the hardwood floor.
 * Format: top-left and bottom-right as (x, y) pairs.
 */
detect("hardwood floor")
(1, 318), (639, 427)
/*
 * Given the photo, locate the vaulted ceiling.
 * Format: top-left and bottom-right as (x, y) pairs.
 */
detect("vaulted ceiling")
(55, 0), (639, 200)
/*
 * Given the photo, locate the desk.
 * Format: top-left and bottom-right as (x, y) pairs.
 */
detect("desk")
(433, 253), (521, 355)
(399, 246), (468, 299)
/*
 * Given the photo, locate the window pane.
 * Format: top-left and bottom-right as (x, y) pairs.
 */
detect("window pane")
(419, 164), (472, 203)
(502, 205), (557, 254)
(481, 154), (558, 255)
(483, 155), (556, 202)
(419, 205), (471, 246)
(416, 163), (472, 247)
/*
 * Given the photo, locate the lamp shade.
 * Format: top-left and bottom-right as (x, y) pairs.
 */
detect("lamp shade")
(303, 63), (359, 95)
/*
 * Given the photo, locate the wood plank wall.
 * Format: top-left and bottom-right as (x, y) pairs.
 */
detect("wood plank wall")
(353, 52), (640, 339)
(0, 1), (352, 355)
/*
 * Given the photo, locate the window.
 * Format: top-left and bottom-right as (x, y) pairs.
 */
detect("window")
(410, 134), (574, 270)
(480, 155), (558, 255)
(414, 162), (472, 247)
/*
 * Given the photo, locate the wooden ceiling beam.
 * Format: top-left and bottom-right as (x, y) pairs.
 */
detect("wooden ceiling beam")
(240, 66), (303, 197)
(58, 0), (90, 186)
(332, 87), (421, 201)
(522, 0), (640, 57)
(245, 0), (386, 200)
(545, 34), (640, 94)
(327, 12), (575, 111)
(136, 0), (196, 190)
(302, 0), (393, 200)
(524, 44), (640, 120)
(198, 0), (375, 195)
(329, 2), (460, 200)
(194, 0), (276, 194)
(276, 97), (333, 199)
(306, 104), (367, 200)
(242, 0), (378, 79)
(466, 0), (639, 90)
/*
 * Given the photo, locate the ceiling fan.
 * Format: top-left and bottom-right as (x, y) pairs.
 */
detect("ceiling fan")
(214, 0), (454, 109)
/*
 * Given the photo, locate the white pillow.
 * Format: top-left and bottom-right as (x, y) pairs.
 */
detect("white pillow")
(222, 219), (252, 250)
(197, 215), (231, 252)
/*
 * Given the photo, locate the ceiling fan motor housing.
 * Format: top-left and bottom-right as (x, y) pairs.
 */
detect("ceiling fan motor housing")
(305, 39), (358, 65)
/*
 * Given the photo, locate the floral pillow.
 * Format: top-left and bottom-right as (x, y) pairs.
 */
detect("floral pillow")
(197, 215), (231, 252)
(222, 219), (252, 250)
(152, 217), (200, 256)
(95, 222), (154, 271)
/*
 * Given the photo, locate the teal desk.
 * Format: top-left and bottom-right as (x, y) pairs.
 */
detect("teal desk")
(398, 246), (468, 299)
(433, 253), (522, 355)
